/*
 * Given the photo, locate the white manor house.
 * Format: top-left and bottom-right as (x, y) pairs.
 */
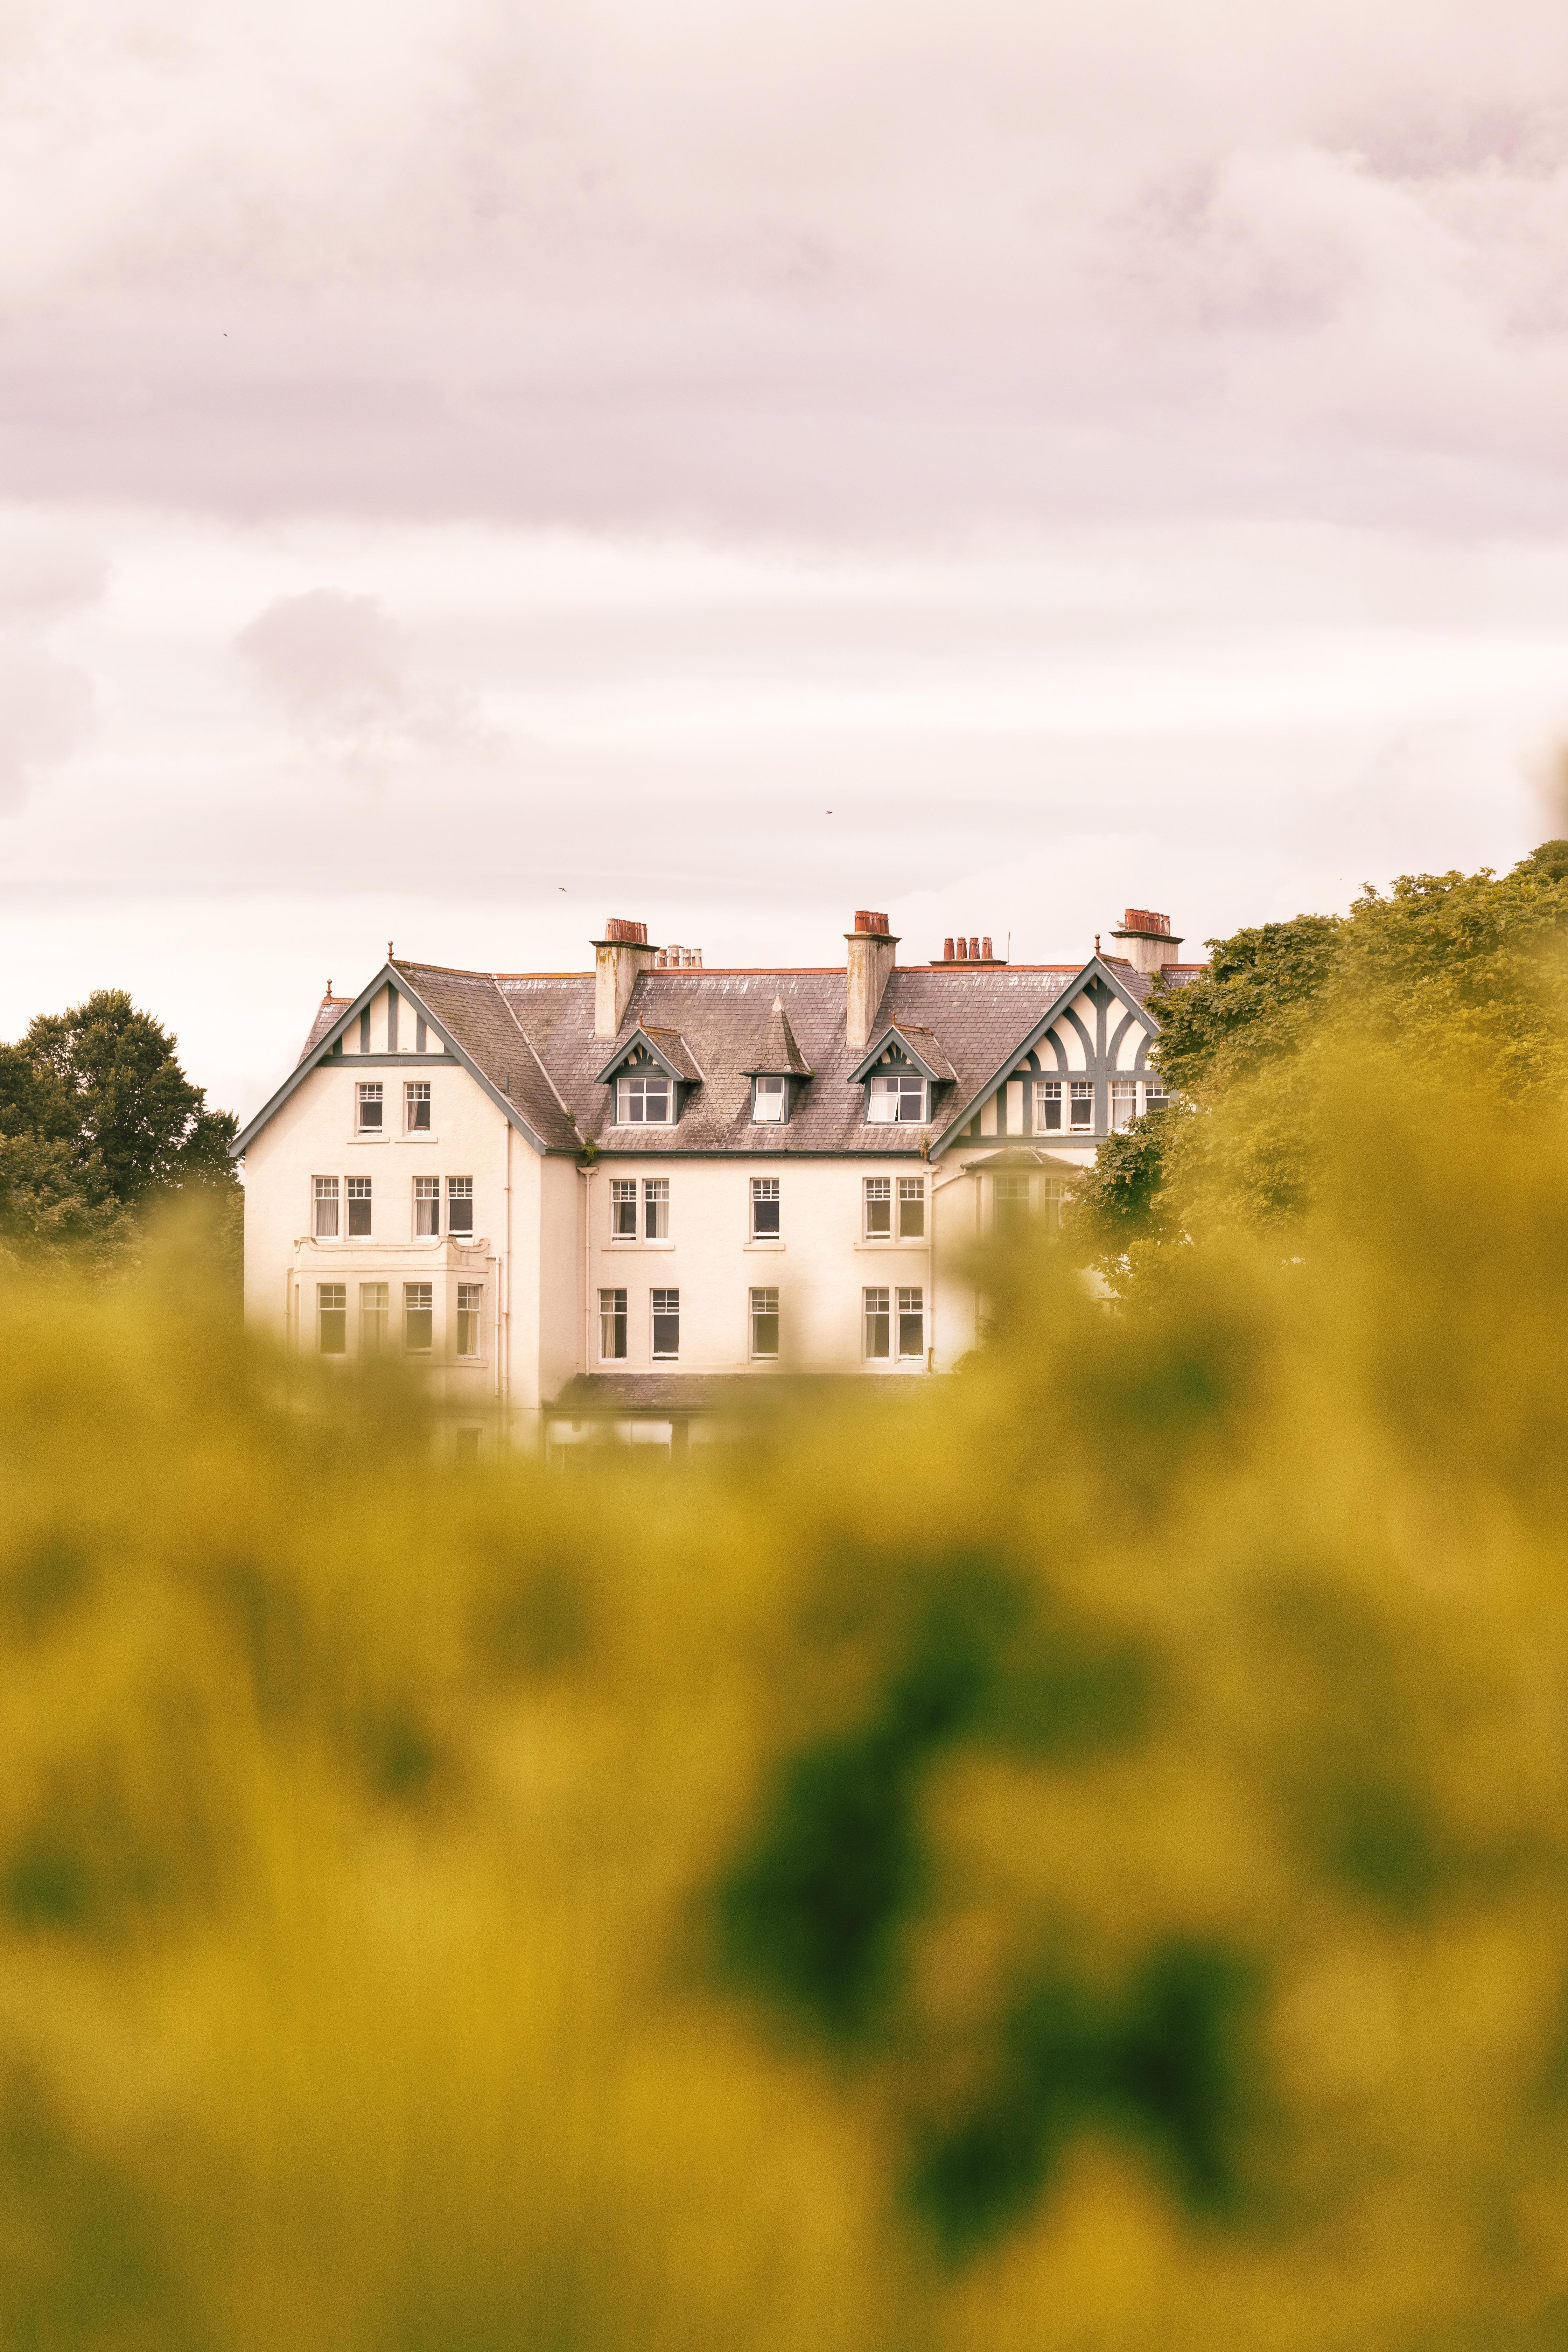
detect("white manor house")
(233, 906), (1201, 1455)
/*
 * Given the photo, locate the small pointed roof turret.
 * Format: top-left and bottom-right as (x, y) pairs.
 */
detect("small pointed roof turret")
(742, 995), (814, 1078)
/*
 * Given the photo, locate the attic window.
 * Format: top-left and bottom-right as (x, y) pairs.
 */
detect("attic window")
(752, 1076), (786, 1124)
(867, 1072), (926, 1124)
(618, 1074), (672, 1124)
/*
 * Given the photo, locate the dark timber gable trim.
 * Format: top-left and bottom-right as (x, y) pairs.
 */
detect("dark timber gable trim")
(928, 955), (1159, 1160)
(229, 964), (560, 1159)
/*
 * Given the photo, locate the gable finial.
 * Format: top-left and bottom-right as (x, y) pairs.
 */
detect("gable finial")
(1095, 933), (1101, 955)
(326, 978), (332, 997)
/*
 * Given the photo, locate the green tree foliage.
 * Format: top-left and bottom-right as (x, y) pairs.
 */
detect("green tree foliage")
(1073, 841), (1568, 1289)
(3, 1075), (1568, 2345)
(0, 990), (238, 1274)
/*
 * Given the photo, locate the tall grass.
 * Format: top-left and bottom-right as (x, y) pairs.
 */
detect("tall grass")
(5, 1081), (1568, 2348)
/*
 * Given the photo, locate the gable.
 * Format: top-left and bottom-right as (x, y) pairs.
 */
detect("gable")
(930, 959), (1158, 1156)
(231, 965), (564, 1159)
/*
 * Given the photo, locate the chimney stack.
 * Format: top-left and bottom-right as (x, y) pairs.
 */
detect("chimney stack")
(593, 917), (660, 1039)
(1108, 908), (1184, 977)
(844, 909), (898, 1050)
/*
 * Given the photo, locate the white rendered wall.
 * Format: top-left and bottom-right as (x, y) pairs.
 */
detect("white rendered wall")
(578, 1155), (951, 1377)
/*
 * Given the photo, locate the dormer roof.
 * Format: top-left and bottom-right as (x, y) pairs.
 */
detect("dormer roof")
(594, 1021), (704, 1087)
(847, 1020), (957, 1087)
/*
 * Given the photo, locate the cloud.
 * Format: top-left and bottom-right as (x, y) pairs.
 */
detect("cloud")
(0, 642), (94, 810)
(5, 1), (1568, 534)
(234, 587), (481, 759)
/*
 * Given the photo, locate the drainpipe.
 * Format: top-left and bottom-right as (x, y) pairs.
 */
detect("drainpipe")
(578, 1162), (597, 1379)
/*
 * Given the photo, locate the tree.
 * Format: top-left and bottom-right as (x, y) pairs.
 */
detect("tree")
(0, 990), (238, 1275)
(1070, 843), (1568, 1293)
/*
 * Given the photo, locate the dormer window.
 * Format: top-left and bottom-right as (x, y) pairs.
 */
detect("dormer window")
(867, 1071), (926, 1124)
(752, 1076), (787, 1124)
(618, 1073), (672, 1124)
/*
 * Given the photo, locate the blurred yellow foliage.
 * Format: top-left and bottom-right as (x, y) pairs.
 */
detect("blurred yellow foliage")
(5, 1081), (1568, 2349)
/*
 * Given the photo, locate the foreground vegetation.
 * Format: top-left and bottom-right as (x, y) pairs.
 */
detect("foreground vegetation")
(1074, 839), (1568, 1293)
(4, 1050), (1568, 2348)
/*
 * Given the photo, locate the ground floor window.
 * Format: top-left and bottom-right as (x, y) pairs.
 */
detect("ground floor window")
(994, 1173), (1031, 1235)
(455, 1427), (483, 1461)
(600, 1287), (628, 1360)
(864, 1286), (890, 1358)
(897, 1286), (924, 1358)
(404, 1281), (434, 1352)
(750, 1286), (779, 1359)
(318, 1282), (346, 1354)
(360, 1281), (389, 1352)
(456, 1282), (483, 1358)
(651, 1288), (680, 1359)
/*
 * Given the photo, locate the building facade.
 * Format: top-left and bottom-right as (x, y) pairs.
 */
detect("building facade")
(231, 907), (1199, 1454)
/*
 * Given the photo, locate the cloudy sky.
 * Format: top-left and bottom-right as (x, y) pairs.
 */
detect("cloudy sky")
(8, 0), (1568, 1120)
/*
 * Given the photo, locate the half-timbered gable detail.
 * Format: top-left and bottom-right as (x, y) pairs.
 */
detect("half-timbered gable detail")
(233, 904), (1203, 1453)
(932, 957), (1165, 1153)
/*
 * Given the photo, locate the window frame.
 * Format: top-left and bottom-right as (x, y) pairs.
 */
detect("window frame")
(609, 1178), (638, 1240)
(617, 1073), (673, 1126)
(403, 1281), (434, 1353)
(750, 1176), (781, 1240)
(863, 1285), (891, 1360)
(404, 1079), (432, 1134)
(359, 1280), (389, 1354)
(317, 1281), (347, 1355)
(413, 1175), (440, 1238)
(312, 1174), (340, 1239)
(447, 1175), (474, 1236)
(751, 1075), (788, 1125)
(749, 1285), (779, 1360)
(1034, 1078), (1063, 1134)
(456, 1281), (483, 1359)
(897, 1175), (925, 1239)
(599, 1286), (628, 1361)
(345, 1175), (372, 1237)
(863, 1176), (892, 1239)
(866, 1071), (927, 1125)
(355, 1082), (383, 1134)
(643, 1177), (670, 1240)
(1109, 1079), (1138, 1133)
(1068, 1079), (1093, 1132)
(650, 1287), (680, 1361)
(994, 1172), (1031, 1236)
(896, 1286), (924, 1360)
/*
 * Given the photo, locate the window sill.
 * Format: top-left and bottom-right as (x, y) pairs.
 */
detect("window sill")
(349, 1133), (390, 1144)
(606, 1239), (676, 1251)
(855, 1238), (928, 1251)
(744, 1239), (785, 1251)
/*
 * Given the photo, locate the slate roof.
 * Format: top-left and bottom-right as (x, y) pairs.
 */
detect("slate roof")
(741, 997), (813, 1077)
(298, 996), (351, 1062)
(379, 960), (1090, 1158)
